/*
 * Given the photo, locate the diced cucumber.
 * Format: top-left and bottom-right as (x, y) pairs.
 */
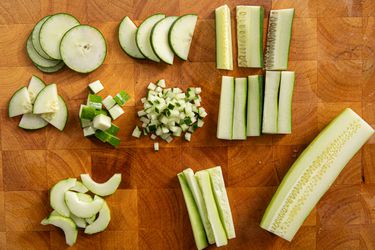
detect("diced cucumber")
(236, 6), (264, 68)
(88, 80), (104, 94)
(70, 181), (89, 193)
(95, 130), (111, 142)
(177, 173), (209, 250)
(154, 142), (159, 151)
(39, 13), (80, 60)
(26, 35), (61, 68)
(118, 16), (146, 59)
(169, 14), (198, 61)
(108, 104), (124, 120)
(262, 71), (281, 134)
(43, 215), (78, 246)
(60, 25), (107, 73)
(64, 191), (104, 218)
(247, 75), (264, 136)
(33, 84), (59, 114)
(106, 124), (120, 136)
(102, 95), (116, 110)
(265, 9), (295, 70)
(93, 114), (111, 131)
(19, 113), (48, 130)
(113, 90), (130, 106)
(80, 118), (92, 128)
(185, 132), (192, 141)
(95, 109), (108, 117)
(8, 87), (32, 117)
(136, 14), (166, 62)
(261, 108), (374, 241)
(35, 61), (65, 73)
(83, 126), (96, 137)
(215, 5), (233, 70)
(79, 105), (96, 120)
(278, 71), (295, 134)
(41, 96), (68, 131)
(232, 78), (247, 140)
(80, 173), (121, 196)
(31, 16), (55, 60)
(28, 75), (46, 104)
(50, 178), (77, 217)
(84, 201), (111, 234)
(87, 94), (102, 109)
(217, 76), (234, 140)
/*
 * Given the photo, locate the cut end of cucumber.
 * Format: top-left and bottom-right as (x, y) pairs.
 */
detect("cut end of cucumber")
(33, 84), (59, 114)
(28, 75), (46, 104)
(41, 95), (68, 131)
(118, 16), (146, 59)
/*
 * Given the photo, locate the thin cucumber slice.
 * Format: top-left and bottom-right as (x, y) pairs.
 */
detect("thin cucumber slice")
(33, 84), (59, 114)
(44, 215), (78, 246)
(136, 14), (166, 62)
(217, 76), (234, 140)
(151, 16), (178, 64)
(278, 71), (295, 134)
(177, 173), (209, 250)
(247, 75), (264, 136)
(35, 61), (65, 73)
(41, 95), (68, 131)
(261, 108), (374, 241)
(80, 173), (121, 196)
(70, 181), (89, 193)
(215, 5), (233, 70)
(236, 6), (264, 68)
(26, 35), (61, 68)
(50, 178), (77, 217)
(265, 9), (295, 70)
(84, 201), (111, 234)
(31, 16), (55, 60)
(28, 75), (46, 104)
(118, 16), (146, 59)
(262, 71), (281, 134)
(232, 77), (247, 140)
(86, 215), (96, 225)
(8, 87), (32, 117)
(64, 191), (104, 218)
(169, 14), (198, 61)
(60, 25), (107, 73)
(70, 213), (87, 229)
(19, 113), (49, 130)
(39, 13), (80, 59)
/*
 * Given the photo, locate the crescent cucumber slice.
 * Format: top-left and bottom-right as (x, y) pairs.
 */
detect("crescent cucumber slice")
(118, 16), (145, 59)
(44, 215), (78, 246)
(31, 16), (54, 60)
(84, 201), (111, 234)
(28, 75), (46, 104)
(262, 71), (281, 134)
(215, 5), (233, 70)
(278, 71), (295, 134)
(26, 35), (61, 68)
(232, 77), (247, 140)
(64, 191), (104, 218)
(247, 75), (264, 136)
(19, 113), (48, 130)
(50, 178), (77, 217)
(8, 87), (32, 117)
(217, 76), (234, 140)
(80, 173), (121, 196)
(35, 61), (65, 73)
(70, 181), (89, 193)
(41, 95), (68, 131)
(33, 84), (59, 114)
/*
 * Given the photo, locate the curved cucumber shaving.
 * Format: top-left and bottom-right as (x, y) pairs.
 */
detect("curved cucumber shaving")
(44, 215), (78, 246)
(41, 95), (68, 131)
(35, 61), (65, 73)
(70, 213), (87, 228)
(151, 16), (178, 64)
(169, 14), (198, 61)
(232, 78), (247, 140)
(84, 201), (111, 234)
(262, 71), (281, 134)
(8, 87), (32, 117)
(217, 76), (234, 140)
(70, 181), (89, 193)
(19, 113), (48, 130)
(118, 17), (145, 59)
(261, 108), (374, 241)
(33, 84), (59, 114)
(247, 75), (264, 136)
(50, 178), (77, 217)
(26, 35), (61, 68)
(31, 16), (54, 60)
(80, 173), (121, 196)
(65, 191), (104, 218)
(278, 71), (295, 134)
(28, 75), (46, 104)
(215, 5), (233, 70)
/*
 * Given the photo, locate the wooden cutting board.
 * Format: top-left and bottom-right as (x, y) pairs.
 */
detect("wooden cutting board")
(0, 0), (374, 249)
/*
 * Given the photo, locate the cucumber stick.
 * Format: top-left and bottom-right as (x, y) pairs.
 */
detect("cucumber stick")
(217, 76), (234, 140)
(278, 71), (295, 134)
(262, 71), (281, 134)
(261, 108), (374, 241)
(247, 75), (263, 136)
(118, 16), (146, 59)
(265, 9), (294, 70)
(232, 78), (247, 140)
(215, 5), (233, 70)
(236, 6), (264, 68)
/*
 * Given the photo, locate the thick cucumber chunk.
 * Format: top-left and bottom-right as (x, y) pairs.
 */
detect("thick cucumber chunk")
(278, 71), (295, 134)
(247, 75), (264, 136)
(65, 191), (104, 218)
(44, 215), (78, 246)
(215, 5), (233, 70)
(236, 6), (264, 68)
(84, 201), (111, 234)
(50, 178), (77, 217)
(265, 9), (294, 70)
(261, 108), (374, 241)
(31, 16), (54, 60)
(35, 61), (65, 73)
(80, 173), (121, 196)
(39, 13), (80, 59)
(136, 14), (166, 62)
(19, 113), (48, 130)
(118, 16), (146, 59)
(169, 14), (198, 61)
(70, 181), (89, 193)
(262, 71), (281, 134)
(41, 96), (68, 131)
(28, 75), (46, 104)
(232, 78), (247, 140)
(8, 87), (32, 117)
(151, 16), (178, 64)
(217, 76), (234, 140)
(26, 35), (61, 68)
(60, 25), (107, 73)
(33, 84), (59, 114)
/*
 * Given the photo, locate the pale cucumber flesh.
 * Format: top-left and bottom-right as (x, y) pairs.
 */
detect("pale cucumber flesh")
(45, 215), (78, 246)
(41, 95), (68, 131)
(217, 76), (234, 140)
(84, 201), (111, 234)
(26, 35), (61, 68)
(8, 87), (32, 117)
(118, 16), (145, 59)
(19, 113), (48, 130)
(232, 77), (247, 140)
(215, 5), (233, 70)
(33, 84), (59, 114)
(32, 16), (54, 60)
(278, 71), (295, 134)
(247, 75), (263, 136)
(50, 178), (77, 217)
(80, 173), (121, 196)
(65, 191), (104, 218)
(28, 75), (46, 104)
(35, 61), (65, 73)
(262, 71), (280, 134)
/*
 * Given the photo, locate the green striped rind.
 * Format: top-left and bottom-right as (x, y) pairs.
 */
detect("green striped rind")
(277, 71), (295, 134)
(215, 5), (233, 70)
(247, 75), (264, 136)
(260, 108), (374, 241)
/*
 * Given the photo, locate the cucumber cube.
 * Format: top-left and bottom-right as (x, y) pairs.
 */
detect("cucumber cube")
(108, 104), (124, 120)
(132, 126), (141, 138)
(102, 95), (116, 110)
(87, 94), (102, 109)
(151, 134), (157, 140)
(94, 109), (108, 116)
(80, 105), (96, 120)
(157, 79), (166, 88)
(80, 118), (92, 128)
(83, 126), (96, 137)
(154, 142), (159, 151)
(93, 114), (111, 131)
(185, 132), (192, 141)
(107, 135), (120, 148)
(95, 130), (111, 142)
(88, 80), (104, 94)
(106, 124), (120, 136)
(113, 90), (130, 106)
(148, 82), (157, 90)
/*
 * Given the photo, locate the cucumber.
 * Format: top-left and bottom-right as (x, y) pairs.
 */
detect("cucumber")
(60, 25), (107, 73)
(41, 96), (68, 131)
(28, 75), (46, 104)
(8, 87), (32, 117)
(261, 108), (374, 241)
(232, 77), (247, 140)
(70, 213), (87, 229)
(215, 5), (233, 70)
(70, 181), (89, 193)
(80, 173), (121, 196)
(35, 61), (65, 73)
(177, 173), (209, 250)
(236, 6), (264, 68)
(50, 178), (77, 217)
(247, 75), (264, 136)
(169, 14), (198, 61)
(217, 76), (234, 140)
(64, 191), (104, 218)
(39, 13), (80, 60)
(151, 16), (178, 64)
(136, 14), (165, 62)
(262, 71), (281, 134)
(43, 215), (78, 246)
(26, 35), (61, 68)
(31, 16), (55, 60)
(19, 113), (48, 130)
(278, 71), (295, 134)
(84, 201), (111, 234)
(118, 16), (146, 59)
(33, 84), (59, 114)
(265, 9), (294, 70)
(86, 215), (96, 225)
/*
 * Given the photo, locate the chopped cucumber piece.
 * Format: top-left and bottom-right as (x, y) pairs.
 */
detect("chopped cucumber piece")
(41, 95), (68, 131)
(185, 132), (192, 141)
(262, 71), (281, 134)
(95, 130), (111, 142)
(50, 178), (77, 217)
(65, 191), (104, 218)
(232, 78), (247, 140)
(95, 109), (108, 117)
(8, 87), (32, 117)
(217, 76), (234, 140)
(106, 124), (120, 136)
(26, 35), (61, 68)
(84, 201), (111, 234)
(215, 5), (233, 70)
(108, 104), (124, 120)
(43, 215), (78, 246)
(27, 75), (46, 104)
(93, 114), (111, 131)
(247, 75), (264, 136)
(118, 16), (146, 59)
(79, 105), (96, 120)
(81, 173), (121, 196)
(19, 113), (49, 130)
(35, 61), (65, 73)
(88, 80), (104, 94)
(87, 94), (102, 109)
(70, 181), (89, 193)
(107, 134), (121, 148)
(154, 142), (159, 151)
(132, 126), (142, 138)
(113, 90), (130, 106)
(261, 108), (374, 241)
(80, 118), (92, 128)
(102, 95), (116, 110)
(83, 126), (96, 137)
(278, 71), (295, 134)
(70, 213), (87, 229)
(33, 84), (59, 114)
(31, 16), (54, 60)
(86, 215), (96, 225)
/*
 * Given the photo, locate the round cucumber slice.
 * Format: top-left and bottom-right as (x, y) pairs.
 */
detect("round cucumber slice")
(80, 173), (121, 196)
(69, 181), (89, 193)
(151, 16), (178, 64)
(28, 75), (46, 104)
(136, 14), (165, 62)
(45, 215), (78, 246)
(118, 16), (145, 59)
(64, 191), (104, 218)
(8, 86), (32, 117)
(33, 84), (59, 114)
(50, 178), (77, 217)
(26, 35), (61, 68)
(84, 201), (111, 234)
(31, 15), (54, 60)
(41, 95), (68, 131)
(60, 25), (107, 73)
(35, 61), (65, 73)
(19, 113), (49, 130)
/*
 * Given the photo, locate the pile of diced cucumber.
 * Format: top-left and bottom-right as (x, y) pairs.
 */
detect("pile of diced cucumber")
(119, 14), (198, 64)
(178, 167), (235, 249)
(132, 79), (206, 150)
(79, 80), (130, 148)
(8, 75), (68, 131)
(27, 13), (106, 73)
(41, 173), (121, 246)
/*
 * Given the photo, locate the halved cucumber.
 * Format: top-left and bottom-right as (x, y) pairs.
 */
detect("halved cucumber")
(278, 71), (295, 134)
(215, 5), (233, 70)
(41, 95), (68, 131)
(80, 173), (121, 196)
(64, 191), (104, 218)
(19, 113), (49, 130)
(31, 16), (55, 60)
(217, 76), (234, 140)
(136, 14), (166, 62)
(8, 87), (32, 117)
(247, 75), (264, 136)
(28, 75), (46, 104)
(39, 13), (80, 60)
(118, 16), (145, 59)
(232, 78), (247, 140)
(60, 25), (107, 73)
(33, 84), (59, 114)
(70, 181), (89, 193)
(84, 201), (111, 234)
(50, 178), (77, 217)
(35, 61), (65, 73)
(26, 35), (61, 68)
(151, 16), (178, 64)
(262, 71), (281, 134)
(169, 14), (198, 61)
(43, 215), (78, 246)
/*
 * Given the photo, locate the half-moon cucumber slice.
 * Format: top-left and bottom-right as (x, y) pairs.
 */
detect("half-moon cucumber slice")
(118, 16), (145, 59)
(19, 113), (49, 130)
(31, 15), (54, 60)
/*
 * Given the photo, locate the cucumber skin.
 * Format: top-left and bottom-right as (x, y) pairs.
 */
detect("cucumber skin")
(31, 15), (54, 60)
(19, 114), (49, 131)
(26, 35), (61, 68)
(35, 61), (65, 73)
(118, 16), (146, 60)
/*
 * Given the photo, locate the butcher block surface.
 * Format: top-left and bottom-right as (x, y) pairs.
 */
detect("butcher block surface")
(0, 0), (375, 249)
